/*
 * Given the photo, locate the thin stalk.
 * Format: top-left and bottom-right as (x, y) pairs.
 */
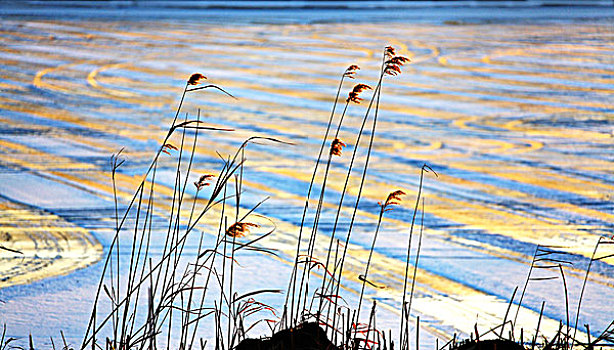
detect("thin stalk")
(559, 264), (570, 350)
(514, 245), (540, 328)
(400, 164), (435, 348)
(179, 110), (202, 347)
(110, 149), (123, 348)
(416, 316), (421, 350)
(573, 237), (603, 341)
(127, 143), (166, 341)
(406, 198), (427, 347)
(129, 159), (159, 342)
(356, 204), (386, 325)
(296, 101), (350, 319)
(364, 301), (377, 349)
(532, 301), (546, 350)
(188, 186), (229, 347)
(286, 69), (350, 325)
(330, 72), (385, 335)
(500, 286), (519, 338)
(227, 179), (241, 349)
(82, 81), (231, 349)
(119, 183), (145, 345)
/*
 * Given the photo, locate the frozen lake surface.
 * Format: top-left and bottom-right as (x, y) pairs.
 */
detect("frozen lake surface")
(0, 2), (612, 349)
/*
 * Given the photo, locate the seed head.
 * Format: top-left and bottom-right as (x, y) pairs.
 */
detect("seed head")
(188, 73), (206, 85)
(380, 190), (406, 211)
(386, 56), (410, 66)
(330, 138), (346, 157)
(384, 46), (396, 58)
(161, 143), (178, 155)
(385, 55), (410, 76)
(343, 65), (360, 79)
(194, 174), (215, 190)
(226, 222), (259, 238)
(346, 83), (372, 104)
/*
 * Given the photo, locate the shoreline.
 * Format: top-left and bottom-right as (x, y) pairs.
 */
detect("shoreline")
(0, 198), (102, 289)
(1, 3), (612, 24)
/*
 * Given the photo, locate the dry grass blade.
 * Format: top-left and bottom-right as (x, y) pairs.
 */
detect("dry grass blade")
(593, 252), (614, 261)
(240, 136), (295, 146)
(358, 275), (386, 289)
(234, 289), (283, 303)
(172, 121), (234, 133)
(0, 246), (23, 255)
(315, 293), (348, 307)
(185, 84), (238, 99)
(298, 255), (336, 278)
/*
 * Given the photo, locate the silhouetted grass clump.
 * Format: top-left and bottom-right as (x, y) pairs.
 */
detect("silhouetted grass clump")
(3, 46), (612, 350)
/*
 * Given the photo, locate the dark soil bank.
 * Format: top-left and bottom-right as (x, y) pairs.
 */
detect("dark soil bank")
(454, 339), (526, 350)
(235, 322), (527, 350)
(235, 323), (338, 350)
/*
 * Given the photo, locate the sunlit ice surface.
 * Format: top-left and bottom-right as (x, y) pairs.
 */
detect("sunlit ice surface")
(0, 2), (612, 349)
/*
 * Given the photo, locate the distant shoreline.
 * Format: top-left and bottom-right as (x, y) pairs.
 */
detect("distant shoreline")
(5, 0), (614, 9)
(1, 1), (612, 24)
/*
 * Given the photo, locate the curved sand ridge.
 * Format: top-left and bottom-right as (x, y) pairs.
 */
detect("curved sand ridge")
(0, 198), (102, 288)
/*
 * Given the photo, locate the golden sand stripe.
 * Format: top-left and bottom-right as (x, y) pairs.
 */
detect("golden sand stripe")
(3, 118), (609, 265)
(30, 62), (608, 225)
(451, 56), (614, 85)
(61, 27), (611, 120)
(1, 116), (607, 271)
(12, 60), (607, 223)
(0, 98), (153, 140)
(184, 93), (613, 202)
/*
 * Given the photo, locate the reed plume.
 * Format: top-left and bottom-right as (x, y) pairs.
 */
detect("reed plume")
(194, 174), (215, 190)
(344, 65), (360, 79)
(380, 189), (406, 211)
(347, 83), (372, 104)
(330, 138), (346, 157)
(226, 222), (260, 238)
(384, 46), (396, 58)
(161, 143), (178, 155)
(384, 56), (410, 76)
(188, 73), (207, 85)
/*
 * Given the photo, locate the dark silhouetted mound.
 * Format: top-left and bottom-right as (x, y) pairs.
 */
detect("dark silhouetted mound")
(453, 339), (526, 350)
(235, 322), (339, 350)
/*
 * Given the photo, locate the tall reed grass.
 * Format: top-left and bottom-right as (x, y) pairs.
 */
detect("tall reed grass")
(3, 46), (611, 350)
